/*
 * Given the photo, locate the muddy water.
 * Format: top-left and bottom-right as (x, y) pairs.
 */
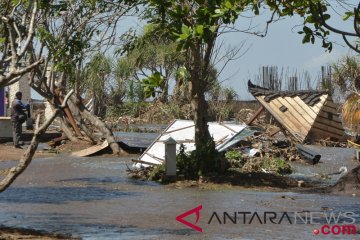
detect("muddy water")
(0, 151), (359, 239)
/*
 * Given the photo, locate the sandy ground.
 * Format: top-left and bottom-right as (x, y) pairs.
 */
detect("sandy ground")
(0, 144), (54, 161)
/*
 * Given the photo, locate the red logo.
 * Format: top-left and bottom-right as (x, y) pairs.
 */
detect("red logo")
(176, 205), (203, 232)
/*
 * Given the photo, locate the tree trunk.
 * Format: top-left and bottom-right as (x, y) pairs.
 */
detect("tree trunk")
(188, 44), (216, 175)
(58, 117), (78, 142)
(69, 95), (125, 155)
(159, 76), (169, 103)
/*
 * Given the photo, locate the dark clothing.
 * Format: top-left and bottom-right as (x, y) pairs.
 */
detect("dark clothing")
(10, 99), (28, 123)
(10, 98), (28, 146)
(12, 121), (22, 147)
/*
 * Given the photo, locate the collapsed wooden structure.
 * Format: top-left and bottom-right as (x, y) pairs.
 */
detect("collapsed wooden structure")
(247, 80), (345, 142)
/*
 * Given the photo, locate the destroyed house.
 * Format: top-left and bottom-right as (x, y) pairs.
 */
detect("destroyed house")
(247, 81), (345, 142)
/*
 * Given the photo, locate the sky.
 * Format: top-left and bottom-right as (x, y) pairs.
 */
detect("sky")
(217, 8), (354, 100)
(31, 3), (355, 101)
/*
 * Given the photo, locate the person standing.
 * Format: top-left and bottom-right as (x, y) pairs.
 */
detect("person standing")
(10, 92), (29, 148)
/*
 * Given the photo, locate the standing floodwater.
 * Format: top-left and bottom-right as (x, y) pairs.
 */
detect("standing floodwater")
(0, 155), (359, 239)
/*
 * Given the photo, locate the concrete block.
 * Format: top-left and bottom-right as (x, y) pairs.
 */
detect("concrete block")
(0, 117), (12, 138)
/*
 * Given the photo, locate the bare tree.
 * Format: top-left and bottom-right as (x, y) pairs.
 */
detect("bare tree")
(0, 0), (43, 88)
(26, 0), (139, 154)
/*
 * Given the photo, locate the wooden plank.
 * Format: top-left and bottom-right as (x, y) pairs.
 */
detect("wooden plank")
(292, 97), (318, 119)
(271, 98), (310, 135)
(317, 112), (342, 123)
(314, 116), (344, 131)
(247, 106), (265, 125)
(282, 97), (314, 126)
(347, 140), (360, 148)
(312, 95), (328, 112)
(293, 96), (321, 117)
(71, 140), (109, 157)
(321, 105), (341, 114)
(310, 127), (344, 139)
(312, 122), (345, 136)
(257, 96), (306, 141)
(324, 100), (340, 110)
(304, 94), (328, 115)
(269, 127), (281, 137)
(257, 97), (298, 135)
(145, 152), (165, 162)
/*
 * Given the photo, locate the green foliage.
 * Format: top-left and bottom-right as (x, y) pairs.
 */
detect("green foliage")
(262, 158), (292, 175)
(116, 24), (186, 101)
(142, 72), (164, 98)
(225, 150), (245, 168)
(148, 164), (165, 181)
(176, 141), (225, 179)
(176, 144), (200, 179)
(225, 150), (242, 161)
(146, 0), (250, 50)
(106, 102), (150, 118)
(266, 0), (360, 52)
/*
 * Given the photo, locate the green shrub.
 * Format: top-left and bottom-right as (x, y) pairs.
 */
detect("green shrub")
(262, 157), (292, 174)
(176, 141), (226, 179)
(176, 144), (200, 179)
(148, 164), (165, 181)
(225, 150), (246, 168)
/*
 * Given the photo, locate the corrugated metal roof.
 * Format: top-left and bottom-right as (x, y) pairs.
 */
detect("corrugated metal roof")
(135, 120), (248, 166)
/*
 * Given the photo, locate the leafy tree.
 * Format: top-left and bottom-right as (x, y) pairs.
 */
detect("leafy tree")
(83, 53), (112, 117)
(265, 0), (359, 53)
(117, 25), (186, 102)
(144, 0), (262, 175)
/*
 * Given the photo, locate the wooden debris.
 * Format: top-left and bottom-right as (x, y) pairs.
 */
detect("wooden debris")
(247, 80), (345, 142)
(71, 140), (109, 157)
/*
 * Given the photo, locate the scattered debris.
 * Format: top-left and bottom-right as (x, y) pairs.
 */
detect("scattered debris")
(328, 166), (348, 176)
(134, 120), (249, 166)
(296, 144), (321, 165)
(330, 165), (360, 195)
(71, 140), (109, 157)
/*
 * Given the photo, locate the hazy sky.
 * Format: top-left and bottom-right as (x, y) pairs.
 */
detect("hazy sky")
(217, 10), (354, 100)
(31, 4), (355, 100)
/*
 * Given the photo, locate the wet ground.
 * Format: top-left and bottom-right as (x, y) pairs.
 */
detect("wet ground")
(0, 147), (359, 239)
(289, 146), (360, 186)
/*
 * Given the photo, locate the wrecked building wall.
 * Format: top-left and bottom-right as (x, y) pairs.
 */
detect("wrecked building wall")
(308, 96), (344, 141)
(248, 81), (345, 142)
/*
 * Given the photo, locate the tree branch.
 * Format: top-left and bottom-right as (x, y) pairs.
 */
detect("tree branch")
(0, 89), (74, 192)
